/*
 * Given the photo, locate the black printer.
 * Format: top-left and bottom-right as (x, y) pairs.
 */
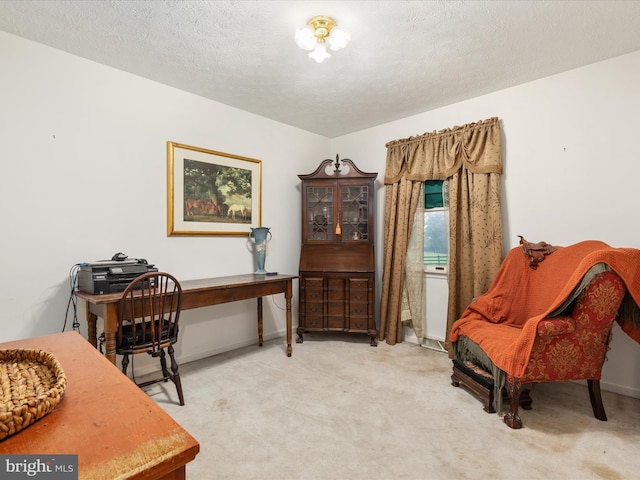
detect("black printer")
(78, 259), (158, 295)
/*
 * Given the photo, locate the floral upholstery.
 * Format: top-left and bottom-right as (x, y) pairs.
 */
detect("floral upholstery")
(522, 271), (625, 383)
(536, 317), (575, 337)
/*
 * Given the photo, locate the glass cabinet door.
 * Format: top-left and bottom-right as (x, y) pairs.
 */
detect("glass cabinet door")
(305, 185), (334, 241)
(341, 185), (369, 242)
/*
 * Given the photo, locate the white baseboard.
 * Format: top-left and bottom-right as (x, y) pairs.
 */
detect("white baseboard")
(402, 326), (419, 344)
(599, 379), (640, 399)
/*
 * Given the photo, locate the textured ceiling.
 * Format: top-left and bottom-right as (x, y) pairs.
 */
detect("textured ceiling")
(1, 1), (640, 138)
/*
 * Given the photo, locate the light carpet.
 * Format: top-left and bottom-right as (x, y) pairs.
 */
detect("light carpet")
(143, 334), (640, 479)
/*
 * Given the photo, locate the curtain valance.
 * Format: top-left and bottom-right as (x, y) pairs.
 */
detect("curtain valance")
(384, 117), (502, 184)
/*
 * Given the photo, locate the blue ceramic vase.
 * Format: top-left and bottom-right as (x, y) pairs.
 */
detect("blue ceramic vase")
(249, 227), (272, 274)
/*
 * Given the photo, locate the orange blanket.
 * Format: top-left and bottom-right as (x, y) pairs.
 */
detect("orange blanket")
(450, 240), (640, 378)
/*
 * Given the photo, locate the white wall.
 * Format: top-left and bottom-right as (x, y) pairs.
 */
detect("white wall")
(0, 31), (329, 370)
(331, 49), (640, 398)
(3, 29), (640, 397)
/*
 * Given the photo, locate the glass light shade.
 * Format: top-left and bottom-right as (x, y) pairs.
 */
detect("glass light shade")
(328, 27), (350, 51)
(295, 27), (317, 51)
(309, 42), (331, 63)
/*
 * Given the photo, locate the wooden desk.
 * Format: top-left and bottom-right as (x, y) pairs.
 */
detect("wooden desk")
(0, 332), (199, 480)
(76, 274), (297, 364)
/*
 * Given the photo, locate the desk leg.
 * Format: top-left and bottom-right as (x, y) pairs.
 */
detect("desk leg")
(87, 311), (98, 348)
(104, 333), (117, 365)
(286, 280), (292, 357)
(257, 297), (264, 347)
(104, 303), (119, 365)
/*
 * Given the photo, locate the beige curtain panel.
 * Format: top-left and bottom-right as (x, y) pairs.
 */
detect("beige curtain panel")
(380, 117), (503, 349)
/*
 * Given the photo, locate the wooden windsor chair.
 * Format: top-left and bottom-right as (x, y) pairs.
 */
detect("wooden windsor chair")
(117, 272), (185, 405)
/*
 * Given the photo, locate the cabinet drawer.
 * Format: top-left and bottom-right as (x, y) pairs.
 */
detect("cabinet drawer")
(348, 279), (370, 290)
(349, 303), (368, 316)
(327, 301), (344, 315)
(349, 290), (369, 302)
(327, 315), (346, 330)
(304, 315), (323, 329)
(304, 302), (323, 315)
(327, 289), (345, 301)
(304, 289), (323, 302)
(349, 317), (369, 331)
(303, 278), (324, 288)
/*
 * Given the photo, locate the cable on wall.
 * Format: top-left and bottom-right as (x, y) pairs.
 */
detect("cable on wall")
(62, 263), (85, 332)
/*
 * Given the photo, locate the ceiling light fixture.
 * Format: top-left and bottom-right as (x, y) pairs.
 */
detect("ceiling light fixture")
(295, 15), (350, 63)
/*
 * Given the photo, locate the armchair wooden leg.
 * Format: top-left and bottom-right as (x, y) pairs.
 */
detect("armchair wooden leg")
(588, 379), (607, 421)
(519, 388), (533, 410)
(504, 377), (523, 429)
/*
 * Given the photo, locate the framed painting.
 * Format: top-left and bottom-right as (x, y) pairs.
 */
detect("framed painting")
(167, 141), (262, 236)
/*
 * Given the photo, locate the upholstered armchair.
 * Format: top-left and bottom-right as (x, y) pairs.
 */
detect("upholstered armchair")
(450, 240), (640, 429)
(503, 270), (625, 428)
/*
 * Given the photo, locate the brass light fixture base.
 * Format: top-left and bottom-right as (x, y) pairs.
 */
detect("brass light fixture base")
(307, 15), (337, 40)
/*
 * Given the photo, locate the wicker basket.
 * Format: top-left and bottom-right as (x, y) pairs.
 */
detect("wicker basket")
(0, 349), (67, 441)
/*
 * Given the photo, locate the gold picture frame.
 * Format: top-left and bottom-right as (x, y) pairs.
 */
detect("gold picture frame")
(167, 141), (262, 236)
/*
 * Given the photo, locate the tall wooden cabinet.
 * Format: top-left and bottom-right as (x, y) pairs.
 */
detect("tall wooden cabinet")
(297, 156), (378, 346)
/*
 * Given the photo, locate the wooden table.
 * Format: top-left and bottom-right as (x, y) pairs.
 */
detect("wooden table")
(76, 274), (297, 365)
(0, 331), (200, 479)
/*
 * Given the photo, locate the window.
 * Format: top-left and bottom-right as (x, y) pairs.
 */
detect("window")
(424, 181), (449, 269)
